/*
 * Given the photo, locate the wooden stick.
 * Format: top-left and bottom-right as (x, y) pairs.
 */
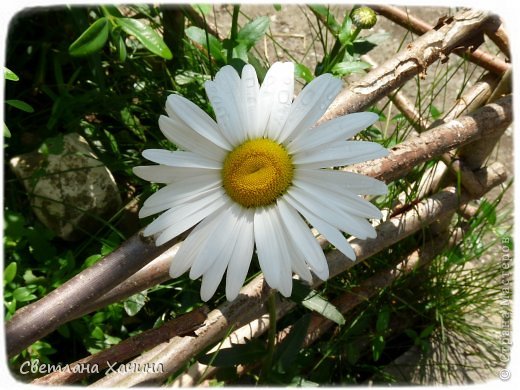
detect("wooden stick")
(5, 232), (179, 357)
(31, 308), (208, 385)
(370, 5), (509, 75)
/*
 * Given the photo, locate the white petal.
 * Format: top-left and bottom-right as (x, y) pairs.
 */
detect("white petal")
(225, 209), (255, 301)
(169, 209), (225, 278)
(142, 172), (221, 209)
(200, 238), (234, 301)
(287, 239), (313, 284)
(139, 185), (221, 219)
(133, 165), (216, 184)
(278, 74), (342, 143)
(285, 195), (357, 260)
(205, 66), (245, 146)
(165, 94), (232, 150)
(144, 188), (226, 243)
(142, 149), (222, 169)
(293, 178), (383, 219)
(277, 198), (329, 279)
(189, 203), (240, 279)
(240, 64), (261, 139)
(253, 207), (280, 291)
(294, 168), (388, 195)
(158, 115), (227, 161)
(262, 206), (293, 297)
(286, 187), (377, 239)
(288, 112), (379, 154)
(293, 141), (388, 169)
(258, 62), (294, 140)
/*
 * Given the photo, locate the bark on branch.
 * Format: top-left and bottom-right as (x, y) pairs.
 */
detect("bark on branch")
(369, 5), (510, 75)
(31, 308), (208, 385)
(5, 233), (180, 357)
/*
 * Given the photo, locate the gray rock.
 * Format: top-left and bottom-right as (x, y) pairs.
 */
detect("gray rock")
(9, 133), (122, 241)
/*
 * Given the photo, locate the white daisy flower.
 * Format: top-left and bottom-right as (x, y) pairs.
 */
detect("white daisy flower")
(134, 62), (388, 302)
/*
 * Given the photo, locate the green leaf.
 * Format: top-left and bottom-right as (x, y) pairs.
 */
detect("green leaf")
(376, 307), (390, 334)
(302, 291), (345, 325)
(338, 15), (353, 45)
(91, 325), (105, 340)
(4, 67), (19, 81)
(198, 340), (266, 367)
(115, 17), (172, 59)
(331, 60), (371, 76)
(232, 43), (249, 62)
(117, 35), (127, 62)
(309, 5), (341, 34)
(124, 292), (147, 316)
(69, 17), (110, 57)
(372, 334), (385, 361)
(39, 134), (64, 155)
(346, 343), (360, 364)
(274, 4), (282, 11)
(185, 26), (225, 64)
(4, 123), (11, 138)
(236, 16), (270, 49)
(273, 314), (311, 370)
(12, 287), (37, 302)
(419, 324), (436, 339)
(4, 262), (17, 284)
(429, 104), (442, 120)
(100, 5), (123, 18)
(295, 63), (314, 83)
(6, 99), (34, 113)
(479, 199), (497, 225)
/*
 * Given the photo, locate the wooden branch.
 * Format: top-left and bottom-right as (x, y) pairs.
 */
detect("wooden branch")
(91, 162), (506, 387)
(417, 72), (499, 198)
(370, 5), (510, 75)
(348, 95), (511, 183)
(483, 15), (510, 59)
(362, 54), (430, 133)
(5, 231), (178, 357)
(31, 308), (208, 385)
(72, 244), (180, 320)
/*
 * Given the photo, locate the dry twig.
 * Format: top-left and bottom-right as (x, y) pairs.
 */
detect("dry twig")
(370, 5), (509, 75)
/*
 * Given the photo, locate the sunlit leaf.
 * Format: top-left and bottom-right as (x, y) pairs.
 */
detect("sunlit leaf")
(124, 292), (147, 316)
(237, 16), (270, 49)
(116, 17), (172, 59)
(69, 17), (110, 57)
(4, 67), (19, 81)
(185, 26), (225, 64)
(332, 60), (371, 76)
(295, 63), (314, 83)
(4, 262), (17, 284)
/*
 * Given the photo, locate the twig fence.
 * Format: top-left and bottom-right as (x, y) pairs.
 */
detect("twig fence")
(6, 6), (512, 386)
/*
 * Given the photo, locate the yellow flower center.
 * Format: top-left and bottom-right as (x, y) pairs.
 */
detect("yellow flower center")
(222, 138), (294, 208)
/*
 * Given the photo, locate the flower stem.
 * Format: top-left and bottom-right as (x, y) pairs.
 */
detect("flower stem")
(260, 290), (277, 383)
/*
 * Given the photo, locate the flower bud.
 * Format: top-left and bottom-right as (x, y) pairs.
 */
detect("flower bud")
(351, 6), (377, 30)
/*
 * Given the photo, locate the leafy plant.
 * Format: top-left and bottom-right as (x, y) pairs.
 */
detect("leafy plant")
(68, 5), (172, 60)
